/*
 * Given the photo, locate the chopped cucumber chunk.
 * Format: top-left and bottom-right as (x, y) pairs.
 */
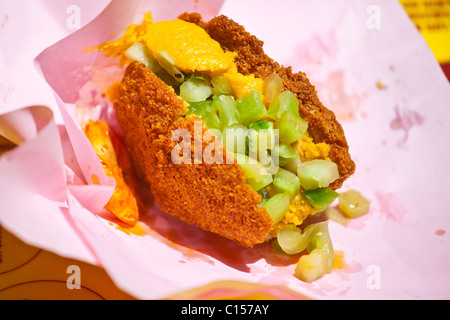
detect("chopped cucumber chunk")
(222, 124), (248, 155)
(247, 175), (273, 192)
(272, 143), (299, 168)
(234, 153), (272, 183)
(247, 119), (276, 164)
(249, 120), (272, 131)
(247, 127), (276, 160)
(276, 224), (305, 254)
(276, 221), (331, 257)
(236, 90), (267, 125)
(284, 157), (302, 174)
(338, 189), (371, 218)
(263, 72), (284, 106)
(295, 248), (328, 283)
(267, 90), (300, 120)
(272, 143), (298, 160)
(247, 128), (259, 159)
(180, 77), (212, 102)
(211, 75), (233, 95)
(261, 193), (290, 225)
(188, 100), (222, 130)
(297, 159), (339, 190)
(293, 221), (334, 282)
(212, 94), (239, 127)
(276, 223), (319, 255)
(306, 222), (334, 272)
(275, 113), (308, 145)
(273, 168), (300, 199)
(187, 100), (211, 116)
(124, 42), (162, 74)
(302, 187), (339, 212)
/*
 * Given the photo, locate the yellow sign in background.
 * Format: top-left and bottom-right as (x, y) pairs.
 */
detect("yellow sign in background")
(400, 0), (450, 65)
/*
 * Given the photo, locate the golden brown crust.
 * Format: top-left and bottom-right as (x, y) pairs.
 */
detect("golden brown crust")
(179, 13), (355, 189)
(114, 13), (356, 247)
(115, 62), (273, 247)
(114, 62), (187, 179)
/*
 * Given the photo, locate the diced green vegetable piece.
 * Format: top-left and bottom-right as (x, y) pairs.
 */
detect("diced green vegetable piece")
(274, 144), (298, 159)
(247, 175), (273, 192)
(276, 224), (305, 254)
(261, 193), (290, 225)
(338, 189), (371, 218)
(212, 94), (239, 127)
(180, 77), (212, 102)
(276, 223), (316, 255)
(295, 248), (328, 283)
(284, 157), (302, 174)
(247, 121), (275, 157)
(222, 124), (248, 155)
(278, 158), (290, 168)
(124, 42), (162, 74)
(187, 100), (210, 116)
(187, 100), (221, 130)
(211, 75), (233, 95)
(306, 222), (334, 272)
(297, 159), (339, 190)
(202, 112), (221, 131)
(293, 221), (334, 282)
(276, 221), (330, 256)
(247, 128), (258, 159)
(234, 153), (272, 183)
(275, 113), (308, 145)
(247, 121), (276, 159)
(263, 72), (284, 106)
(267, 90), (300, 120)
(302, 188), (339, 212)
(247, 127), (276, 159)
(249, 120), (272, 131)
(273, 168), (300, 199)
(236, 90), (267, 125)
(271, 143), (299, 168)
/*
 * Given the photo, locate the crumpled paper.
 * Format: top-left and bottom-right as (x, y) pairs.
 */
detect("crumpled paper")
(1, 0), (450, 299)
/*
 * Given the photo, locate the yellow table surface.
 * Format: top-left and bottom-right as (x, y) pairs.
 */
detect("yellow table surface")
(0, 225), (135, 300)
(0, 225), (309, 300)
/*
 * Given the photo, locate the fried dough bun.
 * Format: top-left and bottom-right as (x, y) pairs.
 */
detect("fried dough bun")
(113, 13), (355, 247)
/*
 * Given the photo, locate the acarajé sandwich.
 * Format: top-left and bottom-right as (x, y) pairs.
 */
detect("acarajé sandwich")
(89, 12), (370, 282)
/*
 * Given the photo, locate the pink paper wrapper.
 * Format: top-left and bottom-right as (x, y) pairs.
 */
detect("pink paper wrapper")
(1, 0), (450, 299)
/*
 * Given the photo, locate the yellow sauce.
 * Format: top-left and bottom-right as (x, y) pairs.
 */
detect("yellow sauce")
(98, 12), (263, 98)
(283, 193), (317, 226)
(295, 132), (331, 162)
(140, 19), (235, 75)
(223, 65), (264, 99)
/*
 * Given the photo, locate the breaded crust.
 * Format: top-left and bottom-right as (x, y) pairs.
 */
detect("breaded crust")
(179, 13), (355, 189)
(115, 62), (273, 248)
(114, 13), (356, 247)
